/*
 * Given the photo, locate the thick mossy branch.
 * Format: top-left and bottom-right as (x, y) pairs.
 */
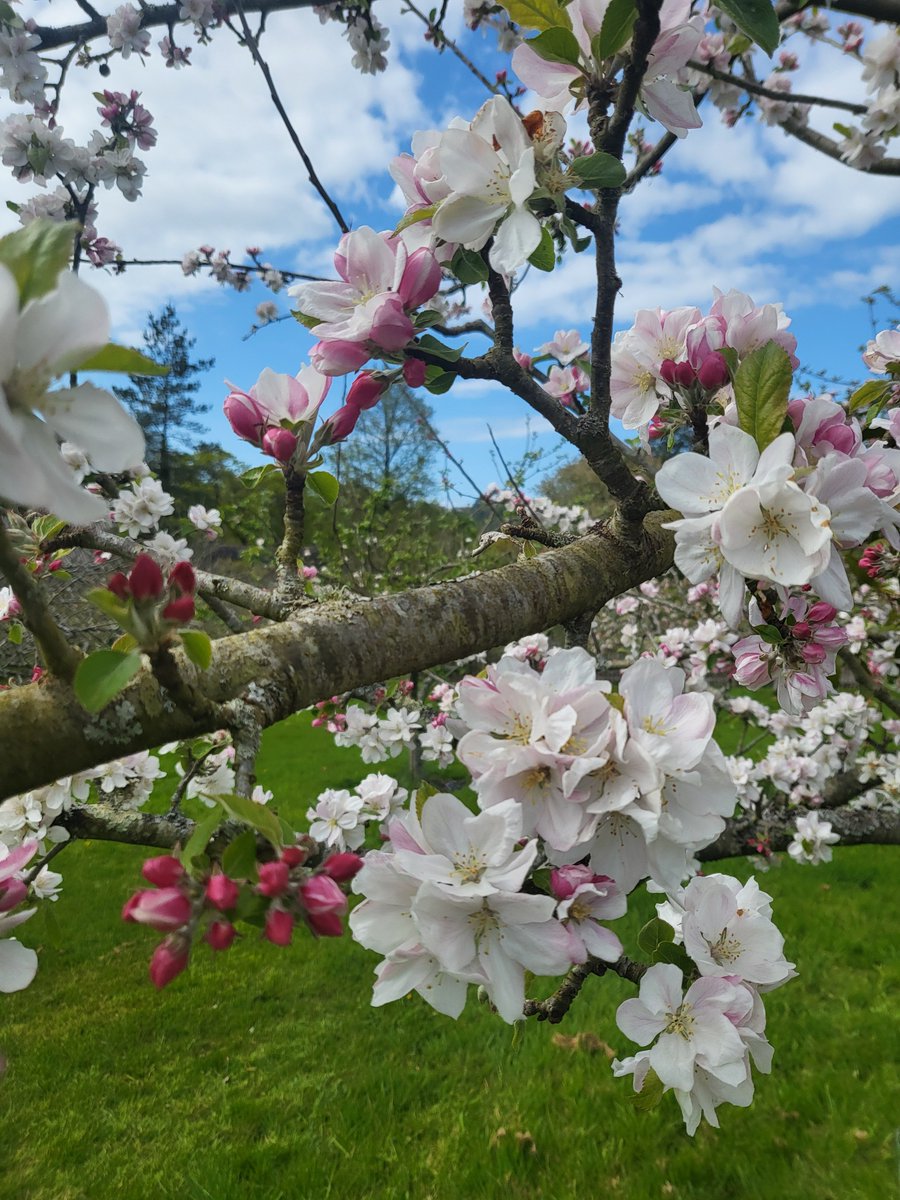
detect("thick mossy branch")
(0, 514), (676, 799)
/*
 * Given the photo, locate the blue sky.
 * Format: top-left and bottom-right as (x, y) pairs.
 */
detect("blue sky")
(9, 1), (900, 499)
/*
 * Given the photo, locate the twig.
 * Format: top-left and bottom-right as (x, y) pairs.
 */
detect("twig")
(401, 0), (499, 96)
(418, 416), (504, 517)
(487, 424), (542, 525)
(0, 523), (82, 680)
(687, 61), (867, 114)
(839, 648), (900, 717)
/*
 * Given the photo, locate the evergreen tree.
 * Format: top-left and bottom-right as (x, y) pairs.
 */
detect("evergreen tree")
(114, 305), (214, 490)
(338, 383), (437, 500)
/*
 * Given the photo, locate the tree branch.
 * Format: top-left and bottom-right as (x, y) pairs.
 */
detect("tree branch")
(781, 114), (900, 175)
(687, 60), (868, 115)
(698, 800), (900, 860)
(0, 523), (82, 680)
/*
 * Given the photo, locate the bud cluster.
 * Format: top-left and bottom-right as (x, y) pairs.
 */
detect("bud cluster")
(105, 553), (197, 646)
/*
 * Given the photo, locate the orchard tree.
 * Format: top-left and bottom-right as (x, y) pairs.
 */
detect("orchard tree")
(0, 0), (899, 1141)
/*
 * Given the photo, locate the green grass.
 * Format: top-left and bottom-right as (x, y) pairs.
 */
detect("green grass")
(2, 715), (898, 1200)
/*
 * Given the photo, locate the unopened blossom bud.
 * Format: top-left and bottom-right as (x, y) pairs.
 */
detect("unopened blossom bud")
(123, 886), (191, 931)
(206, 873), (240, 911)
(318, 403), (362, 445)
(257, 860), (290, 897)
(162, 594), (195, 623)
(321, 852), (364, 882)
(129, 553), (165, 601)
(673, 361), (696, 388)
(310, 338), (370, 377)
(302, 565), (318, 580)
(149, 937), (190, 989)
(30, 665), (43, 683)
(261, 426), (299, 464)
(346, 372), (387, 411)
(696, 352), (730, 391)
(264, 907), (294, 946)
(299, 874), (346, 937)
(141, 855), (185, 887)
(281, 846), (308, 868)
(224, 391), (267, 446)
(168, 561), (196, 596)
(807, 602), (837, 624)
(398, 246), (442, 309)
(791, 620), (811, 639)
(402, 357), (427, 388)
(812, 625), (848, 649)
(550, 863), (594, 900)
(801, 642), (827, 664)
(0, 878), (27, 912)
(107, 571), (131, 600)
(658, 359), (678, 385)
(513, 347), (533, 372)
(205, 920), (237, 951)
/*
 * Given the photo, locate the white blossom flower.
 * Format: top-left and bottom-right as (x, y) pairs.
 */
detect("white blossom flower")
(787, 812), (840, 865)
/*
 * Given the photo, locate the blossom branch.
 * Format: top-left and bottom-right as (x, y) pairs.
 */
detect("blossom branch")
(838, 647), (900, 717)
(686, 60), (868, 115)
(699, 801), (900, 860)
(0, 522), (82, 680)
(780, 113), (900, 175)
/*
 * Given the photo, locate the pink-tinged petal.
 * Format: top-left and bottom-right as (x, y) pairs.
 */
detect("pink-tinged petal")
(616, 997), (668, 1045)
(639, 961), (685, 1015)
(342, 226), (402, 295)
(511, 43), (580, 109)
(580, 921), (623, 962)
(640, 78), (702, 137)
(296, 362), (331, 412)
(290, 280), (360, 323)
(0, 840), (38, 881)
(398, 247), (441, 309)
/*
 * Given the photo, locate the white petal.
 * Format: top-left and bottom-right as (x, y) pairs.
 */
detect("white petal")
(0, 937), (38, 992)
(17, 273), (110, 375)
(41, 384), (145, 472)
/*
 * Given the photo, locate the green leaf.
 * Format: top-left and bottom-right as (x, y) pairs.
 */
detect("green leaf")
(495, 0), (571, 31)
(637, 917), (676, 958)
(7, 621), (22, 646)
(752, 623), (785, 645)
(111, 632), (138, 653)
(424, 369), (456, 395)
(571, 151), (627, 189)
(291, 308), (321, 331)
(528, 226), (556, 272)
(450, 247), (489, 285)
(416, 333), (464, 362)
(414, 780), (439, 821)
(847, 378), (890, 415)
(714, 0), (779, 56)
(0, 219), (74, 307)
(395, 203), (437, 234)
(240, 463), (282, 489)
(414, 308), (444, 330)
(73, 649), (142, 713)
(31, 515), (66, 542)
(181, 629), (212, 670)
(629, 1066), (665, 1111)
(180, 804), (223, 869)
(306, 470), (340, 507)
(78, 343), (169, 377)
(654, 941), (694, 972)
(592, 0), (637, 59)
(234, 889), (268, 927)
(221, 829), (260, 881)
(526, 26), (583, 66)
(86, 587), (130, 624)
(217, 793), (284, 850)
(734, 340), (793, 451)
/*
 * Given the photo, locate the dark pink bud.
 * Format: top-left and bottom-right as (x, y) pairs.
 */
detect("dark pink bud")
(224, 391), (267, 446)
(791, 620), (811, 639)
(257, 860), (290, 897)
(696, 352), (730, 391)
(0, 878), (27, 912)
(673, 361), (696, 388)
(261, 426), (299, 464)
(658, 359), (678, 385)
(346, 372), (387, 411)
(123, 887), (192, 931)
(206, 873), (240, 911)
(129, 553), (165, 601)
(319, 403), (362, 445)
(369, 295), (414, 353)
(398, 246), (442, 309)
(264, 907), (294, 945)
(310, 338), (370, 377)
(205, 920), (237, 951)
(300, 873), (347, 917)
(550, 863), (594, 900)
(149, 938), (190, 989)
(807, 602), (837, 624)
(107, 571), (131, 600)
(281, 846), (308, 868)
(403, 358), (427, 388)
(141, 855), (185, 887)
(168, 561), (196, 596)
(307, 910), (344, 937)
(161, 594), (195, 623)
(801, 642), (827, 664)
(322, 853), (364, 882)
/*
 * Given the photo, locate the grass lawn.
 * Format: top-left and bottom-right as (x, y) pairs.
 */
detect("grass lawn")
(2, 715), (898, 1200)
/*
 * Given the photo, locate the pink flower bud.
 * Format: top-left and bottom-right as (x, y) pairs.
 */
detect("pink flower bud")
(129, 553), (165, 601)
(807, 602), (837, 624)
(149, 937), (190, 989)
(550, 863), (594, 900)
(302, 565), (318, 580)
(307, 909), (344, 937)
(673, 361), (696, 388)
(800, 642), (827, 664)
(123, 887), (192, 931)
(812, 625), (848, 649)
(398, 246), (442, 309)
(107, 571), (131, 600)
(281, 846), (307, 868)
(299, 874), (347, 922)
(310, 338), (370, 377)
(257, 860), (290, 897)
(205, 920), (237, 951)
(141, 855), (185, 888)
(264, 907), (294, 945)
(791, 620), (811, 639)
(206, 873), (240, 911)
(30, 665), (43, 683)
(168, 561), (196, 596)
(696, 352), (730, 391)
(369, 295), (415, 353)
(162, 594), (195, 624)
(318, 403), (362, 446)
(403, 358), (427, 388)
(513, 348), (532, 372)
(261, 426), (299, 464)
(321, 853), (364, 882)
(224, 390), (269, 447)
(658, 359), (678, 385)
(346, 372), (387, 411)
(0, 878), (27, 912)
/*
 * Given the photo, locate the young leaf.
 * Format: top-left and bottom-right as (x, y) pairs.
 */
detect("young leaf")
(415, 780), (439, 821)
(629, 1067), (666, 1111)
(221, 829), (260, 881)
(528, 226), (556, 272)
(86, 587), (131, 624)
(217, 793), (284, 850)
(424, 369), (456, 395)
(592, 0), (637, 59)
(847, 378), (890, 415)
(733, 340), (793, 451)
(416, 333), (464, 362)
(111, 632), (138, 653)
(496, 0), (571, 32)
(0, 219), (74, 306)
(714, 0), (779, 56)
(180, 804), (223, 868)
(637, 917), (676, 958)
(7, 622), (22, 646)
(395, 203), (437, 234)
(526, 26), (583, 66)
(450, 246), (489, 285)
(181, 629), (212, 670)
(571, 151), (627, 189)
(73, 649), (142, 713)
(240, 463), (282, 489)
(78, 343), (170, 377)
(306, 469), (340, 506)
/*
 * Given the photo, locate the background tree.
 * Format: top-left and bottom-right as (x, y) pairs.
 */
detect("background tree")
(114, 305), (214, 491)
(339, 383), (438, 500)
